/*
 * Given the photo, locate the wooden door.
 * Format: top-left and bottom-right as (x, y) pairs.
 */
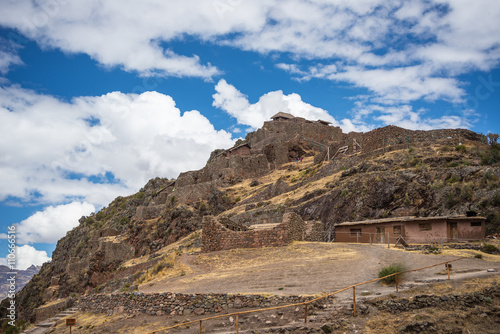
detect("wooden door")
(449, 222), (458, 240)
(376, 227), (385, 243)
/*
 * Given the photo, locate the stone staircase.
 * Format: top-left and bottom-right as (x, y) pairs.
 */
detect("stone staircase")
(22, 307), (78, 334)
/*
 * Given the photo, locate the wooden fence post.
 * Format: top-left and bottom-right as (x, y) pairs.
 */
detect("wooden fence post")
(353, 286), (356, 317)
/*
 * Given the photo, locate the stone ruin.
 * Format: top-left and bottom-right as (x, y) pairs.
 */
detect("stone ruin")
(201, 212), (324, 252)
(160, 116), (487, 208)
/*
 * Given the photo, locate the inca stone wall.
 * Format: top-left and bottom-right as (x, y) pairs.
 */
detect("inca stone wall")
(78, 292), (334, 317)
(201, 212), (324, 252)
(249, 118), (343, 151)
(35, 298), (73, 322)
(305, 221), (325, 242)
(201, 216), (289, 252)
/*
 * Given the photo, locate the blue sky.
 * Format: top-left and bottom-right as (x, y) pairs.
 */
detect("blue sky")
(0, 0), (499, 269)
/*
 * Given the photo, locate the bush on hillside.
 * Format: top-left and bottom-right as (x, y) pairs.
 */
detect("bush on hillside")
(378, 263), (405, 284)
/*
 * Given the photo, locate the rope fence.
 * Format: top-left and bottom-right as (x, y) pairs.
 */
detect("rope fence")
(147, 257), (465, 334)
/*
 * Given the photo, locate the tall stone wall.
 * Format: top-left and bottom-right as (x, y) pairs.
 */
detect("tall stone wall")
(249, 118), (343, 151)
(305, 221), (325, 242)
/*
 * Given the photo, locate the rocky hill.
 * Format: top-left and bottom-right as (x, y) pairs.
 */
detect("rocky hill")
(3, 118), (500, 323)
(0, 265), (39, 300)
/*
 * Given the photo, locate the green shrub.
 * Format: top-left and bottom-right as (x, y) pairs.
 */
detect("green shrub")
(475, 254), (483, 259)
(378, 263), (405, 284)
(446, 174), (460, 184)
(404, 194), (411, 206)
(445, 189), (458, 208)
(483, 244), (499, 254)
(455, 145), (466, 152)
(491, 191), (500, 206)
(134, 191), (145, 200)
(439, 145), (453, 152)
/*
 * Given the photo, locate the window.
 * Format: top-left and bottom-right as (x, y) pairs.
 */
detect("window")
(393, 225), (402, 235)
(470, 222), (482, 227)
(419, 223), (432, 231)
(350, 228), (362, 237)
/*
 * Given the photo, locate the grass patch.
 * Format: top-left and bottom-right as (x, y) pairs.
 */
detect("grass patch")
(483, 244), (499, 254)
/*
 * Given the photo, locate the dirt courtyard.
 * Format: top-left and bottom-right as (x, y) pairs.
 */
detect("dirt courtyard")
(139, 242), (500, 297)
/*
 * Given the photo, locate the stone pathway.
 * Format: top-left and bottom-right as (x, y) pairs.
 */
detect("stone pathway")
(22, 307), (78, 334)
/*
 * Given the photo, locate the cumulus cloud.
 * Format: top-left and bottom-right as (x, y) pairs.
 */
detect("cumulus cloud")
(212, 79), (368, 132)
(0, 245), (51, 270)
(14, 202), (95, 244)
(1, 0), (499, 88)
(0, 85), (234, 206)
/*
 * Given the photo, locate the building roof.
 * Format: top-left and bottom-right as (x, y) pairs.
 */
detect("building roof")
(271, 112), (295, 120)
(227, 142), (250, 152)
(335, 215), (485, 227)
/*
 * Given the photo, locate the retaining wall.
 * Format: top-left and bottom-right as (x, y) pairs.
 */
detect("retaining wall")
(78, 292), (331, 317)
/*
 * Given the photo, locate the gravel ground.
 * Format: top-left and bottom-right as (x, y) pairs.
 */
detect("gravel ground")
(139, 242), (500, 297)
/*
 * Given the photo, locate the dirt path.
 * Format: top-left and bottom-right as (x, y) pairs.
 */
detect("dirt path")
(139, 242), (500, 297)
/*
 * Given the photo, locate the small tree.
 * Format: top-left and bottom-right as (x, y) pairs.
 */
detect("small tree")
(488, 133), (499, 145)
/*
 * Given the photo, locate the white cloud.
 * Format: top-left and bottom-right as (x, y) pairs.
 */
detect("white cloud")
(351, 102), (472, 131)
(15, 202), (95, 244)
(0, 85), (234, 206)
(14, 245), (51, 270)
(212, 79), (368, 132)
(0, 50), (22, 74)
(1, 0), (499, 103)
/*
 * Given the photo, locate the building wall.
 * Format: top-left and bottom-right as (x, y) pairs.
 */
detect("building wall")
(335, 224), (401, 244)
(456, 220), (485, 240)
(404, 220), (448, 243)
(226, 145), (251, 158)
(335, 217), (485, 244)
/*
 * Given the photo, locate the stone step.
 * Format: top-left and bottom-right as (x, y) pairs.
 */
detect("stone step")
(58, 311), (76, 316)
(36, 321), (56, 328)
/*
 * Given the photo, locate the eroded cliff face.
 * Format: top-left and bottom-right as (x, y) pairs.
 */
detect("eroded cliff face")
(7, 120), (500, 322)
